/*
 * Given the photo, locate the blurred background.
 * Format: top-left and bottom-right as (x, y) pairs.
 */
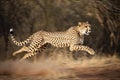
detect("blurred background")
(0, 0), (120, 60)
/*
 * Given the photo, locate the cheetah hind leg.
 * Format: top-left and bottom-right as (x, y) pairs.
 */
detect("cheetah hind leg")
(19, 43), (50, 61)
(19, 52), (37, 61)
(12, 46), (29, 56)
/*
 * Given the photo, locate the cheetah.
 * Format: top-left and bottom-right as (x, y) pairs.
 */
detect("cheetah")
(10, 22), (95, 60)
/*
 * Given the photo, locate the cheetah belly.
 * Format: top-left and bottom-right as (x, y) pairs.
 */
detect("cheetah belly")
(53, 41), (70, 47)
(45, 38), (70, 47)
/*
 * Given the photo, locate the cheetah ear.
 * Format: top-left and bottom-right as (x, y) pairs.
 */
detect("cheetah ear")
(78, 22), (81, 26)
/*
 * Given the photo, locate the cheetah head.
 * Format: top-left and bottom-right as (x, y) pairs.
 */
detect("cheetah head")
(76, 21), (91, 35)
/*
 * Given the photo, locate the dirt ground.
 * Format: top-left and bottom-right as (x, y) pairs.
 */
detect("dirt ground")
(69, 65), (120, 80)
(0, 54), (120, 80)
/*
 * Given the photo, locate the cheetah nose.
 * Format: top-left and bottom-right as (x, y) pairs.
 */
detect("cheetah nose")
(88, 29), (91, 33)
(86, 30), (91, 35)
(89, 28), (91, 31)
(88, 30), (91, 33)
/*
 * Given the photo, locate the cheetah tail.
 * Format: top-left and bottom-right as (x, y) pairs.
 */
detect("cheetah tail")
(9, 28), (32, 46)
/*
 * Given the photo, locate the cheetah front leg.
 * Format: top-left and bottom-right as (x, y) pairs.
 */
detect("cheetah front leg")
(70, 45), (95, 55)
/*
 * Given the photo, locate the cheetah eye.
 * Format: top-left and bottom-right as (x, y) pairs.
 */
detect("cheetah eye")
(85, 26), (87, 28)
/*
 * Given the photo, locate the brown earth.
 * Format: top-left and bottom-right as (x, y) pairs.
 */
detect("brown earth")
(0, 54), (120, 80)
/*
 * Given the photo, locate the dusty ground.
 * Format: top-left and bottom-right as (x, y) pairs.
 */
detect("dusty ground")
(0, 54), (120, 80)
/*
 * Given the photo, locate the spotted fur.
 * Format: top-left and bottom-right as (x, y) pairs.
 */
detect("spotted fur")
(10, 22), (95, 61)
